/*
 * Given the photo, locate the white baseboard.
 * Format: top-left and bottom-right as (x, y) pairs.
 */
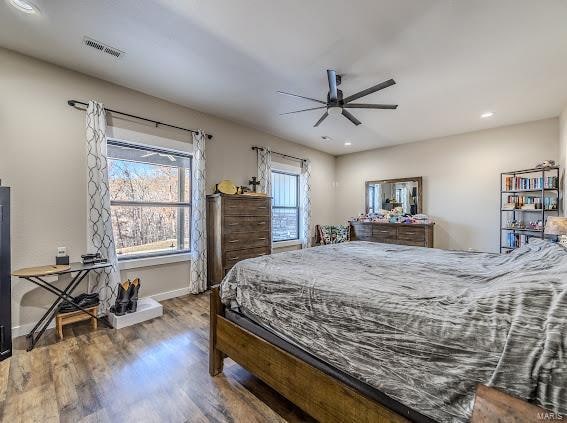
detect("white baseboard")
(149, 287), (190, 302)
(11, 287), (190, 338)
(12, 320), (56, 338)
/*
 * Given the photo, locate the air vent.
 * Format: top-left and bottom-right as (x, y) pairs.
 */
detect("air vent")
(83, 37), (124, 59)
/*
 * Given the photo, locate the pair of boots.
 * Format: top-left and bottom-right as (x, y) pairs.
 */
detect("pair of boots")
(110, 278), (141, 316)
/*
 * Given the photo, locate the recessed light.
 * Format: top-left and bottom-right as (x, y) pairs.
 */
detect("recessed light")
(8, 0), (39, 14)
(344, 142), (352, 146)
(481, 112), (494, 118)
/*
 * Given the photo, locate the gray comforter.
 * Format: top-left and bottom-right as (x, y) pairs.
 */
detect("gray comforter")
(220, 240), (567, 422)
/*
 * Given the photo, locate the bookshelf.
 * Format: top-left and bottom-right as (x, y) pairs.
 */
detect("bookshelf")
(500, 166), (560, 253)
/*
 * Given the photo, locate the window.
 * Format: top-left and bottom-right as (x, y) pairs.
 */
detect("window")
(271, 170), (300, 242)
(107, 140), (191, 259)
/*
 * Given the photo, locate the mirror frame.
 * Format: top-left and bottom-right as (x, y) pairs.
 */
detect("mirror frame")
(365, 176), (423, 214)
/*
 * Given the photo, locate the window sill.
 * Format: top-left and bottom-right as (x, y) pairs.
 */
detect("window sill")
(118, 253), (191, 270)
(273, 239), (302, 249)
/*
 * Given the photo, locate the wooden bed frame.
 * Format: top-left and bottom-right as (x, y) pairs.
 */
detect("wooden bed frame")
(209, 286), (547, 422)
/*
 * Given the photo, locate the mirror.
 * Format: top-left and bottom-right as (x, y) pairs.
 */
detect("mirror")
(365, 177), (422, 215)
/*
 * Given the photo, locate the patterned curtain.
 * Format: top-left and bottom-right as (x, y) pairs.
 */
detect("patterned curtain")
(257, 147), (272, 194)
(85, 101), (121, 315)
(300, 159), (312, 248)
(189, 130), (207, 294)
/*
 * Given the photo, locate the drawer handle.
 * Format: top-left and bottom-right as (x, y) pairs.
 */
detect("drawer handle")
(228, 240), (240, 243)
(258, 237), (267, 240)
(228, 223), (239, 226)
(404, 232), (417, 235)
(258, 206), (267, 209)
(229, 256), (239, 260)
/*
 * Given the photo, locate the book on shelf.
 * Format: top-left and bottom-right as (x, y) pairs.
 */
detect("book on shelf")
(503, 175), (558, 191)
(505, 233), (531, 249)
(504, 195), (557, 210)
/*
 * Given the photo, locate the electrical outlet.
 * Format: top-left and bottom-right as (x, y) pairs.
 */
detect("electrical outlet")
(57, 246), (67, 257)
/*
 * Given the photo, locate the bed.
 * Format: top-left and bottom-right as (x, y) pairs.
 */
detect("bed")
(211, 239), (567, 422)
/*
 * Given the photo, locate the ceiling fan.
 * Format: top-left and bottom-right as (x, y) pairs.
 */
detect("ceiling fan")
(278, 70), (398, 127)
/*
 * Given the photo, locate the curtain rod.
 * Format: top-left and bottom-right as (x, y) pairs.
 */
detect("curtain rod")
(67, 100), (213, 140)
(251, 146), (306, 163)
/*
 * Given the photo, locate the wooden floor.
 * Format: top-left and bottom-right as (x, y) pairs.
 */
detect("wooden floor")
(0, 293), (314, 423)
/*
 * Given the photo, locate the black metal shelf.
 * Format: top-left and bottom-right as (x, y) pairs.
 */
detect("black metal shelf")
(502, 189), (559, 194)
(501, 208), (558, 212)
(501, 228), (543, 233)
(501, 166), (559, 176)
(500, 166), (560, 253)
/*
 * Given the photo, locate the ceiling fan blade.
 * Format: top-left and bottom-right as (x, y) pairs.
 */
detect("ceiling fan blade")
(341, 109), (362, 126)
(327, 69), (338, 102)
(314, 112), (329, 127)
(343, 79), (396, 104)
(343, 103), (398, 109)
(280, 106), (326, 115)
(276, 91), (326, 104)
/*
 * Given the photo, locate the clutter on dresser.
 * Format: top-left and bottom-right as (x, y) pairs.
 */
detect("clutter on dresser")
(350, 209), (434, 225)
(214, 179), (238, 195)
(248, 176), (261, 192)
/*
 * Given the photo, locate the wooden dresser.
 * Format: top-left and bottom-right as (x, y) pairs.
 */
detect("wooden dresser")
(207, 194), (272, 287)
(350, 221), (434, 248)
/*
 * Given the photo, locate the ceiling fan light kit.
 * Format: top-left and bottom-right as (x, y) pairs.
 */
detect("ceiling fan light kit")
(278, 69), (398, 127)
(327, 106), (342, 116)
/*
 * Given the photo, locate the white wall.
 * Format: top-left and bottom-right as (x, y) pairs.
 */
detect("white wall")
(0, 48), (336, 331)
(335, 119), (559, 252)
(1, 45), (563, 333)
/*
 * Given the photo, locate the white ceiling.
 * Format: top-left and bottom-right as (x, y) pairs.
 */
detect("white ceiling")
(2, 0), (567, 155)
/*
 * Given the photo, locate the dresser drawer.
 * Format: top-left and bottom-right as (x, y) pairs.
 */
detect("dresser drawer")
(223, 198), (270, 216)
(224, 246), (270, 268)
(398, 226), (425, 242)
(224, 231), (270, 251)
(397, 239), (425, 247)
(351, 223), (372, 240)
(372, 226), (397, 238)
(224, 215), (270, 233)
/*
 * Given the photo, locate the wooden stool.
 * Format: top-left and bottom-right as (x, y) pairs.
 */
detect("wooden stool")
(55, 305), (98, 340)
